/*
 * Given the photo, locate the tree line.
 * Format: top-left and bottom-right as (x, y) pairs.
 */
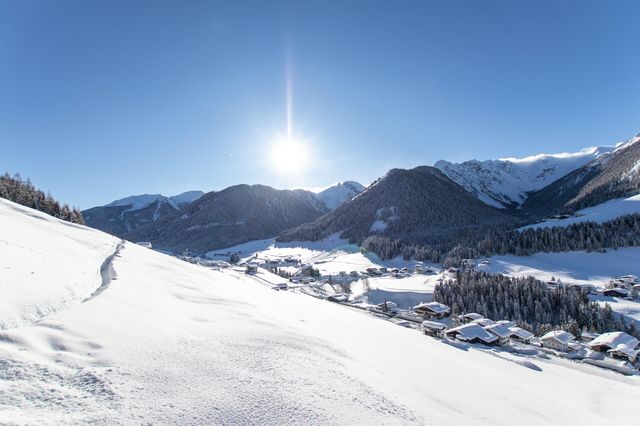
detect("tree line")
(434, 270), (639, 339)
(0, 172), (84, 224)
(361, 213), (640, 266)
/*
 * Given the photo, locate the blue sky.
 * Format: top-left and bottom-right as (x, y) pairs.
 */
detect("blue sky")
(1, 0), (639, 208)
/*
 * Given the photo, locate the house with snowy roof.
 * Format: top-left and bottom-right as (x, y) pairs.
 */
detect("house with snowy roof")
(540, 330), (576, 352)
(508, 326), (534, 343)
(588, 332), (640, 363)
(413, 302), (450, 319)
(470, 318), (495, 327)
(445, 323), (499, 345)
(603, 287), (629, 298)
(484, 323), (514, 345)
(421, 320), (447, 338)
(458, 312), (484, 323)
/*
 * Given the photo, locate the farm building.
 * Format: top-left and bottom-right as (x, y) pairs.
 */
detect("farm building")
(588, 332), (640, 363)
(603, 288), (629, 298)
(445, 324), (499, 345)
(413, 302), (450, 319)
(420, 321), (446, 338)
(540, 330), (576, 352)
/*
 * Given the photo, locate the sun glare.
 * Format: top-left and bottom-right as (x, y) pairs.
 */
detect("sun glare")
(269, 137), (310, 174)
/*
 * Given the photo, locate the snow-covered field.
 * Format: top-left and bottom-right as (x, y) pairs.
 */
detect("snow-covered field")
(484, 248), (640, 288)
(520, 194), (640, 231)
(351, 275), (440, 309)
(2, 198), (640, 424)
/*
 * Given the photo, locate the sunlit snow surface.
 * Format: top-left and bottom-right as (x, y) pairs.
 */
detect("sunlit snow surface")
(519, 194), (640, 231)
(1, 198), (640, 424)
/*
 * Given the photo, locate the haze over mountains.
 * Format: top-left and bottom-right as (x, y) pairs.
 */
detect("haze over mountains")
(82, 132), (640, 255)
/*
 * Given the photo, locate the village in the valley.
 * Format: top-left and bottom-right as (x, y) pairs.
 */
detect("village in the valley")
(168, 238), (640, 376)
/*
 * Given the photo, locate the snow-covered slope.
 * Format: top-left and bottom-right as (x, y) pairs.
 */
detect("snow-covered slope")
(0, 198), (119, 329)
(520, 194), (640, 231)
(315, 181), (365, 209)
(2, 200), (640, 423)
(435, 146), (612, 208)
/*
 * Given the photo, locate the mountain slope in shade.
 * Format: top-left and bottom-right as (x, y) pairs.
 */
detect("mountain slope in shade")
(83, 191), (204, 236)
(123, 184), (328, 253)
(522, 134), (640, 215)
(435, 146), (612, 208)
(316, 181), (365, 209)
(279, 166), (512, 245)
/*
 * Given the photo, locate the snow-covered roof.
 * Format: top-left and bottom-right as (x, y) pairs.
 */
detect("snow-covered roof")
(413, 302), (450, 314)
(608, 345), (640, 359)
(446, 324), (499, 343)
(588, 332), (639, 351)
(540, 330), (575, 344)
(508, 326), (534, 340)
(604, 287), (629, 296)
(460, 312), (484, 321)
(484, 323), (513, 339)
(421, 320), (447, 331)
(470, 318), (496, 327)
(496, 320), (516, 328)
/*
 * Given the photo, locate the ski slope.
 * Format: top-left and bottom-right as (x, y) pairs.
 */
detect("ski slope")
(520, 194), (640, 231)
(2, 199), (640, 424)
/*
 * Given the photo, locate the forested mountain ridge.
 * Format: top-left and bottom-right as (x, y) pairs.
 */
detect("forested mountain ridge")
(82, 191), (204, 236)
(123, 184), (329, 253)
(279, 166), (514, 246)
(0, 172), (84, 224)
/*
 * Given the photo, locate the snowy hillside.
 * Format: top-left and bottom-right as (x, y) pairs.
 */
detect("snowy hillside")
(0, 199), (119, 329)
(435, 146), (612, 208)
(520, 194), (640, 231)
(2, 199), (640, 423)
(315, 181), (365, 209)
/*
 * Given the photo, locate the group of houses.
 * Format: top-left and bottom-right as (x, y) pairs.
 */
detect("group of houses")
(411, 302), (535, 345)
(604, 275), (640, 299)
(409, 300), (639, 368)
(540, 329), (640, 364)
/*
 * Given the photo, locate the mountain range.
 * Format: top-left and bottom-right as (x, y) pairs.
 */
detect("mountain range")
(82, 132), (640, 255)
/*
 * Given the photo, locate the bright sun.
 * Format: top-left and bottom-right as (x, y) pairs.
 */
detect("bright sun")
(269, 137), (310, 174)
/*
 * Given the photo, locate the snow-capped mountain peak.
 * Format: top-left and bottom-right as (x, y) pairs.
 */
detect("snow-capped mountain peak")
(315, 181), (365, 209)
(435, 145), (613, 208)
